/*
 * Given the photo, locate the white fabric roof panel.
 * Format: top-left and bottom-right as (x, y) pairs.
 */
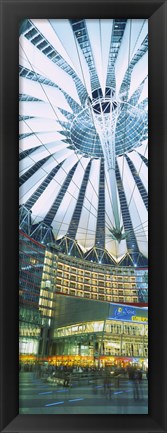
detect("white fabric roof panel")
(49, 19), (92, 98)
(19, 35), (81, 105)
(19, 131), (66, 152)
(129, 150), (148, 193)
(19, 76), (73, 113)
(31, 152), (80, 222)
(54, 158), (90, 240)
(128, 51), (148, 100)
(115, 20), (131, 95)
(76, 159), (100, 251)
(19, 118), (64, 134)
(118, 156), (148, 258)
(20, 101), (67, 122)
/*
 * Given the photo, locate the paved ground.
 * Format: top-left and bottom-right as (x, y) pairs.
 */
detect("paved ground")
(19, 372), (148, 414)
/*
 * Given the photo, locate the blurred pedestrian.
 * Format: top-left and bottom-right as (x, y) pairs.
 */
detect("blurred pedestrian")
(137, 369), (143, 399)
(104, 370), (112, 399)
(133, 369), (140, 400)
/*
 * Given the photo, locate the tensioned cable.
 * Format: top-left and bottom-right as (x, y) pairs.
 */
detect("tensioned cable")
(105, 218), (148, 239)
(27, 215), (148, 236)
(131, 19), (146, 59)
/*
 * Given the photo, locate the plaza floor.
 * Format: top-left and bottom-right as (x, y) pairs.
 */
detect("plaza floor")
(19, 372), (148, 414)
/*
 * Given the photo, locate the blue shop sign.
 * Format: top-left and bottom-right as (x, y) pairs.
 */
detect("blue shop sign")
(109, 305), (136, 321)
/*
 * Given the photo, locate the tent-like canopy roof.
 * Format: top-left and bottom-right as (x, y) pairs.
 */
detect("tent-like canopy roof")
(19, 19), (148, 266)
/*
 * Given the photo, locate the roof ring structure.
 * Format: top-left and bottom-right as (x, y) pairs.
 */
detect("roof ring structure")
(70, 87), (146, 159)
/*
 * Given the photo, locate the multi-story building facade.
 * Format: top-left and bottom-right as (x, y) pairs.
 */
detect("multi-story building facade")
(40, 247), (148, 309)
(19, 231), (148, 367)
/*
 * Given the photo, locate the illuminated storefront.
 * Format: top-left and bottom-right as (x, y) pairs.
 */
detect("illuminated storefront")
(48, 297), (148, 368)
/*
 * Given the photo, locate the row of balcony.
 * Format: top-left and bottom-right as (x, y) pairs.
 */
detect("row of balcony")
(55, 286), (139, 303)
